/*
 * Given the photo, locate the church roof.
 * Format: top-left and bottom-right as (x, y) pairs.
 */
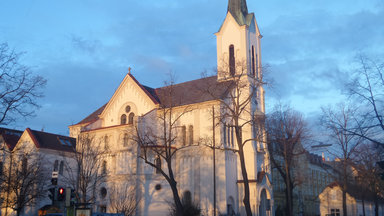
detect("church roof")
(227, 0), (254, 26)
(75, 75), (233, 125)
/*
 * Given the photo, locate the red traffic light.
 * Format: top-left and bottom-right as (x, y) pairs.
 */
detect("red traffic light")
(59, 188), (64, 195)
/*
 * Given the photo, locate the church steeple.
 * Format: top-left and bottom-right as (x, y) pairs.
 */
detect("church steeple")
(227, 0), (249, 26)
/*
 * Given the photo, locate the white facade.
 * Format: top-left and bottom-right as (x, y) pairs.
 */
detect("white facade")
(69, 0), (272, 215)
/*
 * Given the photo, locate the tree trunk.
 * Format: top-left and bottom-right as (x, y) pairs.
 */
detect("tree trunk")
(362, 198), (365, 216)
(284, 170), (293, 216)
(169, 179), (183, 216)
(235, 132), (252, 216)
(374, 194), (379, 216)
(342, 190), (347, 216)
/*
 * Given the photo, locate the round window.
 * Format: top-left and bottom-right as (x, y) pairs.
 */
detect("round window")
(155, 184), (162, 191)
(100, 187), (107, 198)
(125, 105), (131, 113)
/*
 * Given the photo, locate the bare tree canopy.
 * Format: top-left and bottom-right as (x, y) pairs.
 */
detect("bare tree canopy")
(321, 103), (365, 216)
(0, 43), (46, 125)
(265, 105), (309, 216)
(109, 181), (139, 216)
(0, 144), (49, 216)
(345, 55), (384, 145)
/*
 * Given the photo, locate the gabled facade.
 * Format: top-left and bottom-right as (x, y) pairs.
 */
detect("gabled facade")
(0, 128), (76, 216)
(69, 0), (272, 215)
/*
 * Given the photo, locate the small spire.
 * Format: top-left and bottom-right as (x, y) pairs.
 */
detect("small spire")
(227, 0), (249, 25)
(128, 67), (131, 74)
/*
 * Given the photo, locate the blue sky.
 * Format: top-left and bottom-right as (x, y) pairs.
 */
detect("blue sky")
(0, 0), (383, 135)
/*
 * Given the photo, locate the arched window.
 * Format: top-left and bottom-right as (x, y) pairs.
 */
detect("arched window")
(102, 161), (107, 174)
(252, 45), (255, 76)
(128, 113), (135, 124)
(59, 161), (64, 175)
(123, 133), (129, 147)
(100, 187), (107, 199)
(120, 114), (127, 125)
(104, 135), (109, 150)
(183, 191), (192, 205)
(181, 126), (186, 146)
(155, 157), (161, 174)
(188, 125), (193, 145)
(229, 45), (235, 76)
(53, 160), (59, 171)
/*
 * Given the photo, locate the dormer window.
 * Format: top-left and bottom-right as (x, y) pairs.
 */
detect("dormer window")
(121, 114), (127, 125)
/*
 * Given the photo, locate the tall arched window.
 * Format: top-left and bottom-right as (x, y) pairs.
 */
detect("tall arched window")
(121, 114), (127, 125)
(229, 45), (235, 76)
(123, 133), (129, 147)
(128, 113), (135, 124)
(183, 191), (192, 205)
(181, 126), (186, 146)
(252, 46), (255, 76)
(102, 161), (107, 174)
(188, 125), (193, 145)
(155, 157), (161, 174)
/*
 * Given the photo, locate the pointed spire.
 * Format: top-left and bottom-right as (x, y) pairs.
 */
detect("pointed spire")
(228, 0), (249, 25)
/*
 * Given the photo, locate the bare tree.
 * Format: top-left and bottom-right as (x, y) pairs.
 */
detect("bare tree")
(131, 77), (200, 216)
(265, 105), (308, 216)
(353, 142), (384, 216)
(344, 54), (384, 145)
(0, 43), (46, 125)
(0, 143), (49, 216)
(108, 180), (140, 216)
(200, 59), (267, 216)
(321, 104), (365, 216)
(63, 133), (108, 205)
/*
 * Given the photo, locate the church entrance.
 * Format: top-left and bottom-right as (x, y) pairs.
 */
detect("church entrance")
(259, 189), (267, 216)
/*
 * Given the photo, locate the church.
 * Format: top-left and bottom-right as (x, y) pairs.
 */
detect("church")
(69, 0), (273, 215)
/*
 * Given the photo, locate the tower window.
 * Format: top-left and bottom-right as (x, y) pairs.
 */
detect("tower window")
(102, 161), (107, 174)
(229, 45), (235, 76)
(252, 46), (255, 76)
(121, 114), (127, 125)
(128, 113), (135, 124)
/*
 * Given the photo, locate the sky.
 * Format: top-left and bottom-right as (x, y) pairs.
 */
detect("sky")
(0, 0), (383, 136)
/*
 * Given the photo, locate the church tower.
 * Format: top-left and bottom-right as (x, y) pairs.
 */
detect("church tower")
(215, 0), (262, 80)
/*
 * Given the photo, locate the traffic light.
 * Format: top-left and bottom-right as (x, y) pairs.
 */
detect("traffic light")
(58, 187), (65, 201)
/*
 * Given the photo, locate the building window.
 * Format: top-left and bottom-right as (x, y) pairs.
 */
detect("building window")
(53, 160), (59, 171)
(22, 157), (28, 173)
(155, 157), (161, 174)
(104, 135), (109, 150)
(223, 124), (227, 146)
(100, 187), (107, 199)
(128, 113), (135, 124)
(121, 114), (127, 125)
(125, 105), (131, 113)
(123, 133), (129, 147)
(0, 162), (3, 175)
(181, 126), (186, 146)
(229, 45), (235, 76)
(59, 161), (64, 175)
(188, 125), (193, 145)
(102, 161), (107, 174)
(99, 205), (107, 213)
(252, 45), (255, 76)
(331, 208), (340, 216)
(183, 191), (192, 205)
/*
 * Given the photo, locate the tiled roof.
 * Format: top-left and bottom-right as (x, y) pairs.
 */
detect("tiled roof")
(26, 128), (76, 153)
(76, 103), (107, 125)
(0, 127), (23, 151)
(76, 75), (233, 125)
